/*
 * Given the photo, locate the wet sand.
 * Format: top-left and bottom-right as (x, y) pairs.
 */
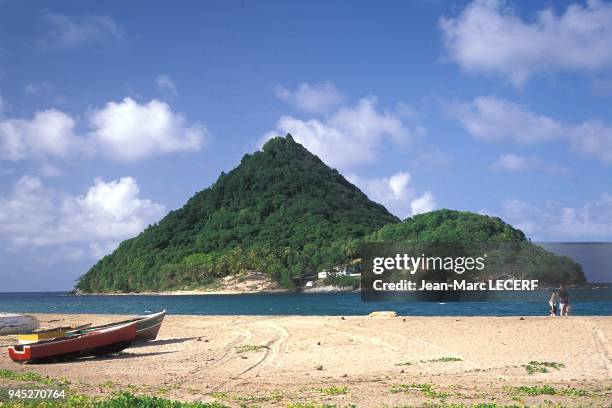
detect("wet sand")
(1, 314), (611, 407)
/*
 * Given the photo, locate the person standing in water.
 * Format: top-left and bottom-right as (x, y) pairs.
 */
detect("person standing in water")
(558, 285), (570, 316)
(548, 291), (558, 316)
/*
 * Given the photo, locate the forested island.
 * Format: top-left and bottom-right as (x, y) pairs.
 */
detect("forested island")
(76, 135), (585, 293)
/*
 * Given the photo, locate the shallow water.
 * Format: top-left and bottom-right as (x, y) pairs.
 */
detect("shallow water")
(0, 289), (611, 316)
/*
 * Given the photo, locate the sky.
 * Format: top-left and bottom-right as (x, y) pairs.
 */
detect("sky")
(1, 0), (612, 291)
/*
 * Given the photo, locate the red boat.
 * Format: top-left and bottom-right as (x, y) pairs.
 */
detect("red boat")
(8, 322), (136, 364)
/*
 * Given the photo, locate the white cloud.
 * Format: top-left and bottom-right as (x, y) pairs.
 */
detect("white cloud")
(24, 82), (54, 95)
(38, 13), (125, 50)
(0, 109), (80, 160)
(0, 97), (206, 162)
(266, 117), (356, 168)
(490, 154), (569, 175)
(39, 163), (63, 178)
(490, 154), (536, 172)
(346, 172), (435, 219)
(410, 191), (436, 216)
(88, 97), (206, 161)
(64, 177), (164, 243)
(263, 97), (423, 170)
(155, 75), (178, 96)
(89, 242), (121, 260)
(0, 175), (165, 258)
(275, 82), (343, 114)
(440, 0), (612, 86)
(502, 194), (612, 240)
(448, 96), (612, 164)
(569, 120), (612, 164)
(447, 96), (562, 144)
(394, 102), (419, 120)
(388, 172), (411, 200)
(51, 247), (87, 262)
(412, 148), (453, 169)
(499, 199), (543, 237)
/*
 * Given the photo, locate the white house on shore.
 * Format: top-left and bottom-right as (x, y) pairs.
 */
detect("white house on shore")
(317, 265), (361, 280)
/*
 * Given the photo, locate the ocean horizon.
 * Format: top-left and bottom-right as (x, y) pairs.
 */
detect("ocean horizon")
(1, 288), (611, 316)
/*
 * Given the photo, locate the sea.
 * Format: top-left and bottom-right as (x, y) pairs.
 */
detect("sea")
(0, 289), (611, 316)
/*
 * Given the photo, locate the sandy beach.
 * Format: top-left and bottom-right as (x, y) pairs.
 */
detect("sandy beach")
(1, 314), (611, 407)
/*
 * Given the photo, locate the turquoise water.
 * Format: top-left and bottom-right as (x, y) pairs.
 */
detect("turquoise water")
(0, 290), (611, 316)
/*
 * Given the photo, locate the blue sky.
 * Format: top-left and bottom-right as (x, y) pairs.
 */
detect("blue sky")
(1, 0), (612, 290)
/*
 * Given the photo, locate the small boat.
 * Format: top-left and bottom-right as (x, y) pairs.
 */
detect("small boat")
(17, 324), (92, 344)
(134, 310), (166, 341)
(8, 322), (136, 363)
(68, 310), (166, 342)
(0, 313), (39, 335)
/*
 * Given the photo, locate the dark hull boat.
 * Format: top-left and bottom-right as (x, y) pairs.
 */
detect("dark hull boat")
(8, 322), (136, 364)
(66, 310), (166, 342)
(134, 310), (166, 341)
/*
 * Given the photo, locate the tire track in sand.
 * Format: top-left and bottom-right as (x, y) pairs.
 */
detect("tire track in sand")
(225, 319), (290, 386)
(175, 327), (252, 387)
(587, 320), (612, 377)
(344, 324), (486, 375)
